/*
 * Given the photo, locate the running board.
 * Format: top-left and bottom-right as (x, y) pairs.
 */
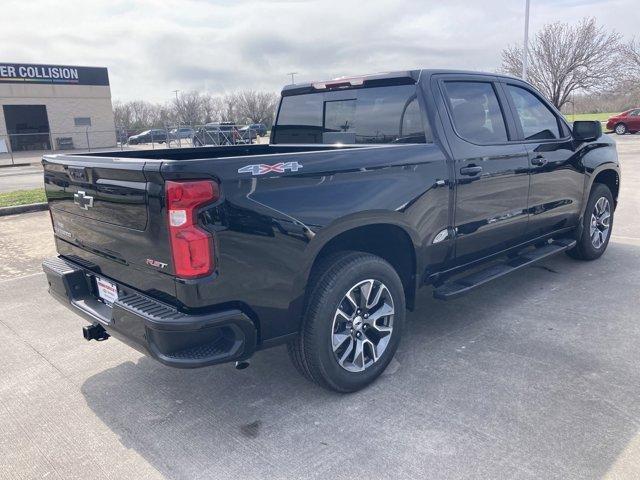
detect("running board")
(433, 238), (577, 300)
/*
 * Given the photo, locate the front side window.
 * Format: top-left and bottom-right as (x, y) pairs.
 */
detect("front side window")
(506, 85), (560, 140)
(272, 85), (427, 144)
(443, 81), (508, 144)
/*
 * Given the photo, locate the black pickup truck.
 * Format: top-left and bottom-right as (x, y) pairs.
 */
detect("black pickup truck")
(42, 70), (620, 392)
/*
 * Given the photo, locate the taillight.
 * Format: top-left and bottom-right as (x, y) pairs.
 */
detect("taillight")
(165, 180), (219, 278)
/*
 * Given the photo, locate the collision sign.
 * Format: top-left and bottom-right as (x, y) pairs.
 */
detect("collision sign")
(0, 62), (109, 86)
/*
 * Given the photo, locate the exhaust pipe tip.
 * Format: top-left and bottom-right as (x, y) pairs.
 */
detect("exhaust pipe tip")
(235, 360), (250, 370)
(83, 324), (110, 341)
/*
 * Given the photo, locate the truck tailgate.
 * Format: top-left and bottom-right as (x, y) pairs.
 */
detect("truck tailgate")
(43, 154), (176, 302)
(45, 156), (148, 229)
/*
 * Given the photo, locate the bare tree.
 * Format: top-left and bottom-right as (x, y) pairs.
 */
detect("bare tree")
(172, 91), (205, 126)
(155, 103), (176, 127)
(202, 94), (223, 124)
(234, 90), (279, 126)
(501, 18), (625, 109)
(127, 100), (161, 129)
(113, 101), (133, 129)
(113, 89), (281, 130)
(623, 37), (640, 72)
(221, 93), (239, 124)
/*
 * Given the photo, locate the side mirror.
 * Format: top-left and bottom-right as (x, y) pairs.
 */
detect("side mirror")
(573, 120), (602, 142)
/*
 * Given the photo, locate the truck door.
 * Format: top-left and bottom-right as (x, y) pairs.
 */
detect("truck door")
(500, 81), (583, 239)
(434, 75), (530, 263)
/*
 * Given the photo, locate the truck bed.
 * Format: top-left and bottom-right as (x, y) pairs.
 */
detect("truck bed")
(77, 143), (358, 161)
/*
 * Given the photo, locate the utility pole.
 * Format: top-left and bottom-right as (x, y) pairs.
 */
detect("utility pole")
(171, 89), (180, 101)
(522, 0), (531, 81)
(287, 72), (298, 85)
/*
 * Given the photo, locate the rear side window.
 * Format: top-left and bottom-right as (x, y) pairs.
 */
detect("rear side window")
(272, 85), (428, 144)
(506, 85), (560, 140)
(443, 81), (508, 144)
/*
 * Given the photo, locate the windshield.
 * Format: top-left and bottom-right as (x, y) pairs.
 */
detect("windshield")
(272, 85), (428, 144)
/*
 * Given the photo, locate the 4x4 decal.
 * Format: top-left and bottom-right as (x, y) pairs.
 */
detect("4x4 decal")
(238, 161), (303, 176)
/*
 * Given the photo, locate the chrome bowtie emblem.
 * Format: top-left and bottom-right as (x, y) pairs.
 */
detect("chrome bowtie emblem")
(74, 191), (94, 210)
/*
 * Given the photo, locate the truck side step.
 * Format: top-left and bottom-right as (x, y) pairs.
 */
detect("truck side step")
(433, 238), (577, 300)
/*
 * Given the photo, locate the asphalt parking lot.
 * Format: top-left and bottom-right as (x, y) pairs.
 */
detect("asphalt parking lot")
(1, 135), (639, 480)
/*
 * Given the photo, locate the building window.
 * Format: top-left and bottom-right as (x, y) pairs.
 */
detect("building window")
(74, 117), (91, 127)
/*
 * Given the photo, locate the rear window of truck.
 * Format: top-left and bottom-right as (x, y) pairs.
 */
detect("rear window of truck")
(272, 85), (429, 144)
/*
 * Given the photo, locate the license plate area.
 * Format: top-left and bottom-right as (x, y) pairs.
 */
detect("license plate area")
(95, 276), (118, 306)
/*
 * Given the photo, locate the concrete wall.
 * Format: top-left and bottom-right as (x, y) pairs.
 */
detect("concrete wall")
(0, 83), (116, 150)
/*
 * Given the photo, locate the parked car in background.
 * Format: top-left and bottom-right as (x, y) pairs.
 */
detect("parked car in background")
(169, 127), (195, 140)
(239, 125), (258, 142)
(606, 109), (640, 135)
(248, 123), (268, 136)
(116, 128), (137, 144)
(192, 122), (238, 146)
(127, 129), (168, 144)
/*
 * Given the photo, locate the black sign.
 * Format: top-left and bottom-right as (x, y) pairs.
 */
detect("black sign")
(0, 63), (109, 86)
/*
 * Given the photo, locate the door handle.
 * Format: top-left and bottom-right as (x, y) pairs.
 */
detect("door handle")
(460, 166), (483, 176)
(531, 154), (548, 166)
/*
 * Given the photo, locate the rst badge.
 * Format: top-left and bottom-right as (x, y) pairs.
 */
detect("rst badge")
(146, 258), (168, 269)
(238, 161), (303, 176)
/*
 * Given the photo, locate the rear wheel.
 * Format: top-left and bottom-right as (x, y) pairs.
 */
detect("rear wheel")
(615, 123), (627, 135)
(567, 183), (614, 260)
(288, 252), (405, 392)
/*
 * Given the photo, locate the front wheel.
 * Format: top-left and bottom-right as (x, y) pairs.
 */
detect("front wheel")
(288, 252), (405, 392)
(567, 183), (614, 260)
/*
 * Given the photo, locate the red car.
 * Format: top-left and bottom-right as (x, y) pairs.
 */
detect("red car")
(606, 109), (640, 135)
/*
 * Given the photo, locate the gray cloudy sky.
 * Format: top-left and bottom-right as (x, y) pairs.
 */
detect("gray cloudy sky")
(1, 0), (637, 102)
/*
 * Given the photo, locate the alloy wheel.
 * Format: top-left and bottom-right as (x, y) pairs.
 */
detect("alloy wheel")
(331, 279), (395, 372)
(590, 196), (611, 249)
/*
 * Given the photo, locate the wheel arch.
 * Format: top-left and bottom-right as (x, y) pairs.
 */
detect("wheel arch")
(592, 168), (620, 206)
(574, 165), (620, 242)
(298, 217), (421, 314)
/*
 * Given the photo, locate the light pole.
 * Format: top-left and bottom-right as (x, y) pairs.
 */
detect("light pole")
(287, 72), (298, 85)
(522, 0), (531, 81)
(171, 90), (181, 134)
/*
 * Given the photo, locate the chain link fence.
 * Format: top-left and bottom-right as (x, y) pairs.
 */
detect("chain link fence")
(0, 123), (269, 166)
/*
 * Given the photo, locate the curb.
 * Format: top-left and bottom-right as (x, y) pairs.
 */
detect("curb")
(0, 202), (48, 217)
(0, 162), (32, 169)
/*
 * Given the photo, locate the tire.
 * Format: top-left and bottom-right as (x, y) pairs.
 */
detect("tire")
(567, 183), (614, 260)
(614, 123), (627, 135)
(287, 251), (405, 392)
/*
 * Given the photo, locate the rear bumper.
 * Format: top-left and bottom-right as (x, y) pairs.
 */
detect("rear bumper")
(42, 256), (257, 368)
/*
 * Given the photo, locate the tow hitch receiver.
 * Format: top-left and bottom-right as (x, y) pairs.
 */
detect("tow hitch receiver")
(83, 324), (110, 341)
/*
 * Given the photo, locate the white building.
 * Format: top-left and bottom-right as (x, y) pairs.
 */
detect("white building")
(0, 62), (116, 153)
